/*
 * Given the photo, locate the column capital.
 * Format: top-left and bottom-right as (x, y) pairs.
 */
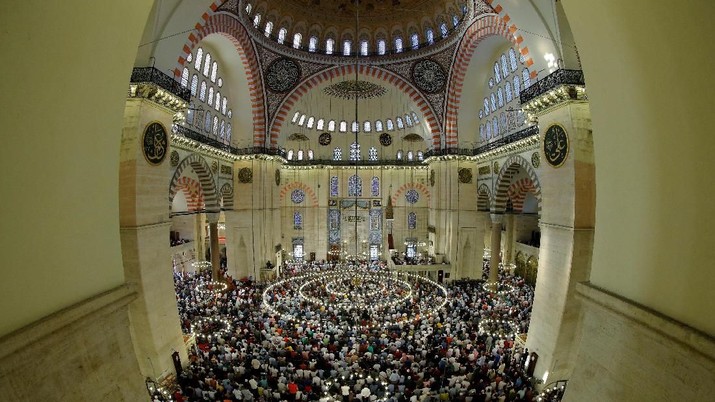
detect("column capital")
(490, 213), (504, 224)
(206, 212), (221, 224)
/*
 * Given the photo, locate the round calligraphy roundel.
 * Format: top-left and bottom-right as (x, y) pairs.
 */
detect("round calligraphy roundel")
(319, 132), (332, 146)
(412, 59), (447, 93)
(142, 122), (168, 166)
(543, 124), (569, 168)
(379, 133), (392, 146)
(265, 58), (301, 93)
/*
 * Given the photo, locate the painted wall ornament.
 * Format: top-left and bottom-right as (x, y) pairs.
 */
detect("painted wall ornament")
(319, 132), (332, 146)
(265, 58), (301, 93)
(238, 167), (253, 183)
(458, 168), (473, 184)
(412, 59), (447, 93)
(142, 122), (168, 165)
(493, 161), (500, 174)
(170, 150), (180, 167)
(531, 152), (541, 168)
(379, 133), (392, 146)
(543, 124), (569, 168)
(429, 170), (435, 187)
(275, 169), (281, 186)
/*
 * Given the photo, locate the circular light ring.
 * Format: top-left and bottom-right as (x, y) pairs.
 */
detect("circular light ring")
(478, 317), (519, 340)
(190, 316), (233, 340)
(196, 280), (228, 295)
(322, 371), (390, 401)
(192, 261), (212, 270)
(482, 282), (516, 295)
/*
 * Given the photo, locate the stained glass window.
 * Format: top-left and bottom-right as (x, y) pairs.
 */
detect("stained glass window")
(360, 40), (368, 56)
(218, 78), (223, 87)
(297, 149), (304, 160)
(509, 48), (518, 71)
(492, 118), (498, 137)
(208, 87), (214, 106)
(494, 62), (501, 84)
(339, 121), (347, 132)
(395, 37), (403, 53)
(253, 14), (261, 28)
(483, 98), (490, 116)
(407, 151), (414, 161)
(330, 176), (339, 196)
(440, 23), (448, 37)
(245, 4), (252, 13)
(187, 52), (193, 63)
(326, 38), (334, 54)
(405, 114), (413, 126)
(343, 40), (351, 56)
(306, 116), (315, 129)
(227, 110), (232, 119)
(405, 189), (419, 204)
(396, 150), (403, 160)
(371, 176), (380, 196)
(328, 120), (336, 132)
(351, 121), (359, 133)
(292, 112), (300, 123)
(205, 112), (212, 132)
(501, 54), (509, 78)
(497, 87), (504, 108)
(350, 142), (361, 160)
(211, 62), (218, 82)
(513, 76), (521, 97)
(199, 81), (207, 101)
(396, 117), (404, 129)
(220, 120), (225, 138)
(522, 68), (531, 88)
(490, 93), (497, 112)
(308, 36), (317, 52)
(181, 68), (189, 87)
(291, 189), (305, 204)
(411, 33), (419, 50)
(213, 116), (219, 135)
(333, 147), (342, 161)
(294, 211), (303, 230)
(316, 119), (324, 130)
(417, 151), (424, 160)
(386, 119), (394, 131)
(500, 112), (507, 135)
(375, 120), (383, 131)
(489, 77), (494, 88)
(368, 147), (378, 161)
(265, 21), (273, 37)
(308, 150), (314, 160)
(287, 149), (294, 160)
(364, 121), (371, 132)
(348, 175), (362, 196)
(411, 112), (420, 123)
(298, 115), (306, 126)
(377, 39), (386, 55)
(479, 109), (483, 119)
(187, 103), (195, 125)
(452, 15), (459, 27)
(486, 121), (491, 139)
(226, 124), (231, 140)
(278, 28), (287, 44)
(203, 53), (211, 76)
(222, 97), (227, 115)
(293, 33), (302, 49)
(214, 91), (221, 111)
(426, 29), (434, 44)
(195, 47), (203, 70)
(190, 74), (198, 96)
(479, 124), (484, 140)
(408, 212), (417, 229)
(505, 82), (513, 102)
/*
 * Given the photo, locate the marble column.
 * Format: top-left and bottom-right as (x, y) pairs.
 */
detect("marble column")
(207, 212), (221, 280)
(503, 214), (516, 274)
(489, 213), (503, 284)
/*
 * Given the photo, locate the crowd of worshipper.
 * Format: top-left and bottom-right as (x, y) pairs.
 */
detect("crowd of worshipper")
(156, 258), (564, 402)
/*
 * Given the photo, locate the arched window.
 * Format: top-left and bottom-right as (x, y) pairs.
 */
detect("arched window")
(298, 115), (306, 126)
(490, 93), (497, 112)
(404, 114), (413, 126)
(328, 120), (336, 132)
(351, 121), (359, 133)
(181, 68), (189, 87)
(190, 74), (198, 96)
(220, 120), (225, 139)
(426, 29), (434, 44)
(408, 212), (417, 229)
(287, 149), (294, 160)
(339, 121), (347, 132)
(297, 149), (304, 160)
(253, 13), (261, 28)
(211, 62), (218, 82)
(308, 150), (314, 160)
(486, 120), (491, 139)
(513, 76), (521, 97)
(500, 112), (507, 134)
(386, 119), (394, 131)
(479, 124), (485, 141)
(371, 177), (380, 196)
(333, 148), (342, 161)
(497, 87), (504, 108)
(292, 112), (301, 123)
(222, 97), (227, 115)
(326, 38), (335, 54)
(360, 40), (368, 56)
(330, 176), (339, 196)
(396, 150), (403, 160)
(187, 102), (195, 125)
(293, 33), (302, 49)
(226, 123), (232, 140)
(264, 21), (273, 37)
(316, 118), (325, 130)
(218, 78), (223, 88)
(479, 109), (483, 119)
(492, 117), (498, 137)
(395, 37), (403, 53)
(369, 147), (378, 162)
(349, 142), (361, 161)
(343, 40), (352, 56)
(407, 151), (414, 161)
(207, 87), (214, 106)
(364, 121), (371, 132)
(348, 174), (362, 196)
(483, 98), (490, 116)
(452, 15), (459, 27)
(203, 53), (211, 76)
(509, 48), (519, 72)
(375, 120), (383, 132)
(440, 23), (448, 37)
(212, 116), (219, 135)
(199, 81), (207, 101)
(522, 68), (531, 88)
(195, 47), (203, 70)
(227, 110), (232, 119)
(294, 211), (302, 230)
(308, 36), (318, 52)
(204, 112), (211, 133)
(396, 116), (404, 129)
(410, 33), (419, 50)
(417, 151), (424, 161)
(411, 111), (420, 123)
(306, 116), (314, 128)
(494, 62), (501, 84)
(501, 54), (509, 78)
(505, 82), (513, 103)
(377, 39), (386, 55)
(278, 28), (287, 44)
(187, 52), (193, 64)
(245, 3), (252, 14)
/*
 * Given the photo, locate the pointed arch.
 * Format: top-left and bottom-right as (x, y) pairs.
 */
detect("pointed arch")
(220, 182), (234, 210)
(174, 13), (266, 147)
(493, 154), (541, 214)
(506, 177), (537, 213)
(174, 176), (204, 212)
(477, 183), (491, 211)
(392, 182), (432, 206)
(169, 154), (219, 211)
(278, 181), (319, 207)
(270, 64), (442, 149)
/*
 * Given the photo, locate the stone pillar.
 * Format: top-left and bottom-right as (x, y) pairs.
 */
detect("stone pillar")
(194, 213), (205, 262)
(489, 213), (503, 284)
(207, 212), (220, 281)
(503, 214), (516, 273)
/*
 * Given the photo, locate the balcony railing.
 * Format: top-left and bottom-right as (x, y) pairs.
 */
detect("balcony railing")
(130, 67), (191, 101)
(285, 158), (425, 167)
(520, 69), (585, 104)
(174, 125), (287, 158)
(424, 124), (539, 158)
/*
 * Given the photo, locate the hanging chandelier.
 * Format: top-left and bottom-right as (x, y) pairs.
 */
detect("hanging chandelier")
(323, 79), (387, 100)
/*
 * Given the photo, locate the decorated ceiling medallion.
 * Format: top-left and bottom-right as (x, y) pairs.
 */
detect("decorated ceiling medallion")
(323, 80), (387, 100)
(543, 124), (569, 168)
(318, 132), (332, 146)
(142, 122), (168, 165)
(238, 167), (253, 183)
(275, 169), (281, 186)
(412, 59), (447, 93)
(458, 168), (473, 184)
(531, 152), (541, 168)
(379, 133), (392, 146)
(170, 150), (180, 167)
(405, 189), (420, 204)
(291, 189), (305, 204)
(265, 58), (301, 93)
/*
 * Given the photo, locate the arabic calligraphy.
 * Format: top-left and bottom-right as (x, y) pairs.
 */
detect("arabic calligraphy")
(543, 124), (568, 168)
(143, 122), (167, 165)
